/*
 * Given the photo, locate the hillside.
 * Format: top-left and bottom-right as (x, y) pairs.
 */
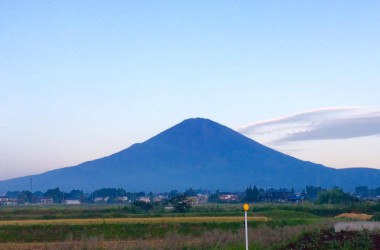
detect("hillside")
(1, 118), (379, 192)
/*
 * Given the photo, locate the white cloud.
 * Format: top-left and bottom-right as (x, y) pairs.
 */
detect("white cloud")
(238, 106), (380, 144)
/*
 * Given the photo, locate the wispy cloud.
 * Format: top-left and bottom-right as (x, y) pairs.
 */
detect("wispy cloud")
(238, 106), (380, 144)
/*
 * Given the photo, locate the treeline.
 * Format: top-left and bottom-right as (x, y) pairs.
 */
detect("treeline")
(354, 186), (380, 198)
(240, 185), (380, 205)
(5, 188), (143, 204)
(303, 185), (380, 203)
(3, 185), (380, 205)
(3, 187), (208, 205)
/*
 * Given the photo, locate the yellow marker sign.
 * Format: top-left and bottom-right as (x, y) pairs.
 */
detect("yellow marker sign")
(243, 203), (250, 250)
(243, 203), (249, 211)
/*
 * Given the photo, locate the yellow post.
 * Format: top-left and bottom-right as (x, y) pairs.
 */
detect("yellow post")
(243, 203), (249, 250)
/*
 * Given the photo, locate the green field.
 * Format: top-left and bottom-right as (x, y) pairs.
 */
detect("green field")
(0, 202), (379, 249)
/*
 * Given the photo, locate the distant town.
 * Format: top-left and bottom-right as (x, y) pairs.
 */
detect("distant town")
(1, 185), (380, 207)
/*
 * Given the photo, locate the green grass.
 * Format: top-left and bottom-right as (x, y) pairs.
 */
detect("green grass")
(0, 206), (324, 243)
(1, 202), (378, 249)
(2, 202), (378, 221)
(0, 222), (247, 242)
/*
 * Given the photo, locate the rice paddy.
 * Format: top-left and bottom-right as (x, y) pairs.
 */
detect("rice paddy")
(0, 215), (269, 226)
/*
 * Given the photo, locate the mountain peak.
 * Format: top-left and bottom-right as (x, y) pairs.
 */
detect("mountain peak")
(1, 117), (380, 192)
(175, 117), (223, 129)
(145, 117), (243, 147)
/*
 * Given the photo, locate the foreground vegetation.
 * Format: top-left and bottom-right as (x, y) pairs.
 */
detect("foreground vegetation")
(0, 202), (379, 249)
(283, 229), (380, 250)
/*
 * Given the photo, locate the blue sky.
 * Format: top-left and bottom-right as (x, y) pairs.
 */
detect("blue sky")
(1, 1), (380, 180)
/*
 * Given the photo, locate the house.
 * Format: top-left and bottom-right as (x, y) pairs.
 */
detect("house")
(137, 196), (151, 203)
(94, 197), (109, 203)
(287, 194), (303, 203)
(187, 196), (200, 205)
(116, 196), (129, 203)
(0, 197), (12, 205)
(40, 198), (54, 204)
(262, 191), (293, 202)
(153, 195), (166, 203)
(187, 194), (209, 204)
(0, 197), (8, 203)
(64, 199), (81, 205)
(218, 194), (239, 202)
(7, 198), (17, 205)
(197, 194), (209, 204)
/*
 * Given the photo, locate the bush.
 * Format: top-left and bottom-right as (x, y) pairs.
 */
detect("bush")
(170, 195), (191, 213)
(315, 188), (355, 205)
(372, 214), (380, 221)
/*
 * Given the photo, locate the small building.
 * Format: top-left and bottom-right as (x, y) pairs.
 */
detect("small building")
(287, 194), (302, 203)
(137, 196), (151, 203)
(187, 196), (200, 205)
(40, 198), (54, 204)
(262, 191), (293, 202)
(187, 194), (209, 204)
(153, 195), (166, 203)
(64, 199), (81, 205)
(0, 197), (9, 203)
(116, 196), (129, 203)
(197, 194), (209, 204)
(218, 194), (239, 202)
(0, 197), (12, 205)
(94, 197), (109, 203)
(7, 198), (17, 205)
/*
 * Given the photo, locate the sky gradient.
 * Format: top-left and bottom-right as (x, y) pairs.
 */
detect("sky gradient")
(1, 1), (379, 180)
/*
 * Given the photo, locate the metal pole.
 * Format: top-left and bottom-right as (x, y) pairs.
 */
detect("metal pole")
(245, 210), (248, 250)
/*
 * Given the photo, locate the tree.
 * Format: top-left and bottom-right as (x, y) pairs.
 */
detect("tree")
(355, 186), (369, 198)
(168, 190), (180, 198)
(6, 191), (20, 198)
(132, 200), (153, 212)
(148, 191), (154, 201)
(184, 188), (197, 197)
(208, 193), (219, 203)
(45, 187), (64, 203)
(304, 185), (323, 201)
(315, 188), (355, 204)
(66, 189), (83, 199)
(92, 188), (127, 198)
(17, 191), (33, 204)
(376, 187), (380, 196)
(245, 185), (260, 202)
(170, 195), (191, 213)
(64, 189), (87, 202)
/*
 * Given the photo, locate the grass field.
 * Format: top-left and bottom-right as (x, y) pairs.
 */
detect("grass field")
(0, 215), (269, 226)
(0, 202), (379, 249)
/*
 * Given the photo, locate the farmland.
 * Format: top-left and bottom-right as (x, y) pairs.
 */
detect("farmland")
(0, 202), (379, 249)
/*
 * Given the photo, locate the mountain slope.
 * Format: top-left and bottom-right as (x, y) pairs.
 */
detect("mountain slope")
(0, 118), (379, 192)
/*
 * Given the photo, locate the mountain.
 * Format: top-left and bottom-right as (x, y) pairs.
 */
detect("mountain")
(1, 118), (379, 192)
